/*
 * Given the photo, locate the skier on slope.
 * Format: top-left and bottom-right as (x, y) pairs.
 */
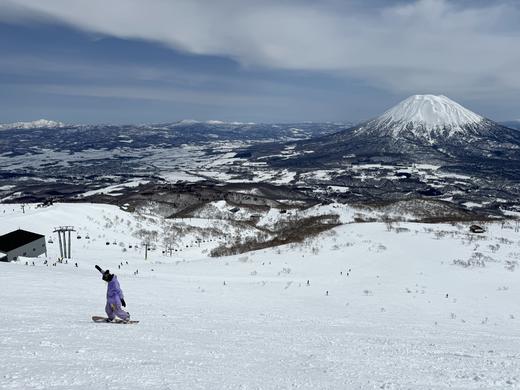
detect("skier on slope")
(95, 265), (130, 323)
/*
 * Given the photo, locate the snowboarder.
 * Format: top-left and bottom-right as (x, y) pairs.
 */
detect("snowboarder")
(95, 265), (130, 323)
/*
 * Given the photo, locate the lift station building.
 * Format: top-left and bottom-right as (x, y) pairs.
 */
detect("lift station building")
(0, 229), (47, 262)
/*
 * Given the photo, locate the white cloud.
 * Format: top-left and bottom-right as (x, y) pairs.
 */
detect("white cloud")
(0, 0), (519, 96)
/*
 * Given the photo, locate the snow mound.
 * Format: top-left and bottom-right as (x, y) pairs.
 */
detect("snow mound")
(374, 95), (483, 137)
(175, 119), (200, 125)
(205, 120), (255, 125)
(0, 119), (66, 130)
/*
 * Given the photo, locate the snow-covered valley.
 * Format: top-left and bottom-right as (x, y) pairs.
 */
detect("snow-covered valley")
(1, 203), (520, 389)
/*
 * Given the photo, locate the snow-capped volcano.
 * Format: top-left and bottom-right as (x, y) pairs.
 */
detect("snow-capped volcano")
(0, 119), (65, 130)
(377, 95), (482, 130)
(357, 94), (486, 140)
(252, 94), (520, 170)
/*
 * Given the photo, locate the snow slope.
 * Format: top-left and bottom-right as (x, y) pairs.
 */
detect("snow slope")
(1, 203), (520, 389)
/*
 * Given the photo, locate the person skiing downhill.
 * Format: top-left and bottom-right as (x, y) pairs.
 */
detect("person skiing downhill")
(95, 265), (130, 322)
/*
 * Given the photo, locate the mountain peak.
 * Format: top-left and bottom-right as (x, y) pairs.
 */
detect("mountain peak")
(372, 95), (483, 137)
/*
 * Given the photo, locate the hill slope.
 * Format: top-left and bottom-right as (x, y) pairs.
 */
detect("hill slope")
(1, 202), (520, 388)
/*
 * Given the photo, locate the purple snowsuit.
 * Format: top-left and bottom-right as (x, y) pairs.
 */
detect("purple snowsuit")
(105, 275), (129, 320)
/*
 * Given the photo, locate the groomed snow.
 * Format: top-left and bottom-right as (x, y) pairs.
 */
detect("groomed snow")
(1, 203), (520, 388)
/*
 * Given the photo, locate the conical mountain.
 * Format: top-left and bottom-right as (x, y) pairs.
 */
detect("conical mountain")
(356, 95), (485, 141)
(253, 95), (520, 175)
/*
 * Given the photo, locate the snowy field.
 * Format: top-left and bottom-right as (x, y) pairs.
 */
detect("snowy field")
(1, 203), (520, 389)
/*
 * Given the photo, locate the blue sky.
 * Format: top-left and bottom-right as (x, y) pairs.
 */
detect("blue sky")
(0, 0), (519, 124)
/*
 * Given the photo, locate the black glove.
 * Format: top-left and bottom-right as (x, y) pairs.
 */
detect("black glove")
(121, 298), (126, 307)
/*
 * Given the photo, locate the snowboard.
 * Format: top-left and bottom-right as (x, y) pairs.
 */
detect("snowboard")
(92, 315), (139, 324)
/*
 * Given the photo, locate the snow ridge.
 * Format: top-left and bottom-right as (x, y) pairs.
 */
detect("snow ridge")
(0, 119), (65, 130)
(373, 95), (484, 138)
(168, 119), (256, 127)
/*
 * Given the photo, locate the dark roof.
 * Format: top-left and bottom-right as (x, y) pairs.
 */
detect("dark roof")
(0, 229), (45, 252)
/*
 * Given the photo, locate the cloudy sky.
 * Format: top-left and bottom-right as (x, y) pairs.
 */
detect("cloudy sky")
(0, 0), (519, 124)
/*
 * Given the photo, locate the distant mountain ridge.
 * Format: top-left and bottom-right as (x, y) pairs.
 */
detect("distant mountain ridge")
(0, 119), (353, 161)
(500, 120), (520, 130)
(0, 119), (65, 130)
(0, 118), (352, 130)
